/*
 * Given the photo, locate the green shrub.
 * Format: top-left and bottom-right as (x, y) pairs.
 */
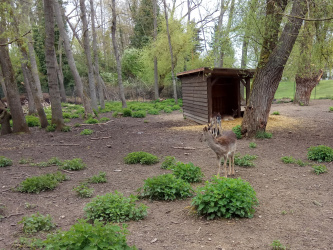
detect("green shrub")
(70, 113), (79, 118)
(99, 117), (110, 122)
(122, 108), (132, 117)
(148, 109), (159, 115)
(161, 156), (176, 169)
(0, 156), (12, 167)
(19, 212), (56, 234)
(112, 111), (119, 117)
(171, 162), (203, 183)
(232, 125), (242, 139)
(62, 113), (71, 119)
(271, 240), (287, 250)
(46, 124), (56, 132)
(84, 191), (147, 222)
(61, 126), (71, 132)
(85, 118), (99, 124)
(312, 165), (328, 175)
(281, 156), (296, 164)
(88, 172), (107, 183)
(25, 115), (40, 127)
(192, 176), (258, 220)
(137, 174), (194, 201)
(132, 110), (146, 118)
(232, 154), (257, 167)
(163, 107), (172, 113)
(171, 105), (181, 110)
(80, 129), (93, 135)
(124, 151), (159, 165)
(63, 118), (71, 123)
(295, 159), (307, 167)
(307, 145), (333, 162)
(272, 111), (280, 115)
(60, 158), (86, 171)
(329, 106), (333, 112)
(31, 157), (63, 168)
(17, 172), (67, 193)
(74, 123), (81, 127)
(19, 158), (33, 164)
(73, 183), (94, 198)
(42, 220), (136, 249)
(255, 131), (272, 139)
(249, 142), (257, 148)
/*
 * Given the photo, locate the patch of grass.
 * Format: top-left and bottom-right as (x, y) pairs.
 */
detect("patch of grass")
(0, 156), (13, 167)
(171, 162), (203, 183)
(307, 145), (333, 162)
(73, 183), (94, 198)
(88, 172), (107, 183)
(232, 125), (242, 139)
(192, 176), (258, 220)
(84, 191), (147, 222)
(63, 118), (71, 123)
(18, 212), (56, 234)
(99, 117), (110, 122)
(60, 158), (86, 171)
(329, 106), (333, 112)
(147, 109), (159, 115)
(255, 131), (272, 139)
(30, 157), (63, 168)
(61, 126), (71, 132)
(249, 142), (257, 148)
(46, 124), (56, 132)
(112, 111), (119, 117)
(161, 156), (177, 169)
(122, 108), (132, 117)
(171, 105), (181, 110)
(74, 123), (81, 127)
(281, 156), (296, 164)
(131, 110), (146, 118)
(232, 154), (257, 167)
(271, 111), (280, 115)
(80, 129), (94, 135)
(62, 113), (71, 119)
(163, 107), (172, 113)
(271, 240), (287, 250)
(312, 165), (328, 175)
(19, 158), (33, 164)
(137, 174), (194, 201)
(25, 115), (40, 127)
(124, 151), (159, 165)
(84, 118), (99, 124)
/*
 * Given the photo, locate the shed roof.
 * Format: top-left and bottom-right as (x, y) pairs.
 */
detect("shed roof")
(176, 67), (255, 78)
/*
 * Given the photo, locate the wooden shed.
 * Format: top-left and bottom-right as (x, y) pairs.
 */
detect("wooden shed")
(177, 67), (255, 124)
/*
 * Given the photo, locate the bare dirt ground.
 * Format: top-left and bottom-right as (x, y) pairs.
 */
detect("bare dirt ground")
(0, 99), (332, 250)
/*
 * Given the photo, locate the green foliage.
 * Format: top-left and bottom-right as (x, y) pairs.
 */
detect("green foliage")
(85, 118), (99, 124)
(80, 129), (94, 135)
(17, 172), (67, 193)
(227, 154), (257, 167)
(60, 158), (86, 171)
(249, 142), (257, 148)
(137, 174), (194, 201)
(112, 111), (119, 117)
(161, 156), (176, 169)
(271, 240), (287, 250)
(84, 191), (147, 222)
(46, 124), (56, 132)
(62, 113), (71, 119)
(192, 177), (258, 220)
(124, 151), (159, 165)
(88, 172), (107, 183)
(63, 118), (71, 123)
(61, 126), (71, 132)
(0, 156), (12, 167)
(148, 109), (159, 115)
(312, 165), (328, 175)
(74, 123), (81, 127)
(330, 106), (333, 112)
(99, 117), (110, 122)
(122, 108), (132, 117)
(19, 212), (56, 234)
(307, 145), (333, 162)
(171, 105), (181, 110)
(171, 162), (203, 183)
(163, 107), (172, 113)
(31, 157), (63, 168)
(73, 183), (94, 198)
(131, 110), (146, 118)
(25, 115), (40, 127)
(42, 219), (136, 249)
(232, 125), (242, 139)
(281, 156), (296, 164)
(255, 131), (273, 139)
(19, 158), (33, 164)
(272, 111), (280, 115)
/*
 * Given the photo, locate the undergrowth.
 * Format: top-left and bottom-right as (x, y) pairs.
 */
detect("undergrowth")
(19, 212), (56, 234)
(0, 156), (12, 167)
(124, 151), (159, 165)
(307, 145), (333, 162)
(171, 162), (203, 183)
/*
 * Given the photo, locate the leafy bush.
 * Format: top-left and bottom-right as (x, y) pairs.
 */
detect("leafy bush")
(84, 191), (147, 222)
(61, 126), (71, 132)
(148, 109), (159, 115)
(232, 125), (242, 139)
(25, 115), (40, 127)
(122, 108), (132, 117)
(30, 157), (63, 168)
(132, 110), (146, 118)
(272, 111), (280, 115)
(42, 220), (136, 249)
(62, 113), (71, 119)
(85, 118), (99, 124)
(70, 113), (79, 118)
(281, 156), (295, 164)
(163, 107), (172, 113)
(171, 105), (181, 110)
(60, 158), (86, 171)
(74, 123), (81, 127)
(73, 183), (94, 198)
(232, 154), (257, 167)
(307, 145), (333, 162)
(124, 151), (159, 165)
(46, 124), (56, 132)
(161, 156), (176, 169)
(80, 129), (93, 135)
(100, 117), (110, 122)
(88, 172), (107, 183)
(19, 212), (56, 234)
(271, 240), (287, 250)
(19, 158), (33, 164)
(329, 106), (333, 112)
(63, 118), (71, 123)
(17, 172), (67, 193)
(137, 174), (194, 201)
(192, 176), (258, 220)
(312, 165), (328, 175)
(255, 131), (272, 139)
(0, 156), (12, 167)
(171, 162), (203, 183)
(249, 142), (257, 148)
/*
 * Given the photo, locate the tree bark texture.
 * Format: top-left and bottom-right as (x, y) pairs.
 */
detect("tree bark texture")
(0, 107), (12, 135)
(44, 0), (64, 130)
(56, 38), (67, 102)
(21, 63), (36, 114)
(0, 67), (7, 99)
(153, 0), (159, 100)
(241, 0), (307, 137)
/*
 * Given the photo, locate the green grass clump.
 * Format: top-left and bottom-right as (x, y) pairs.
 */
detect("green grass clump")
(124, 151), (159, 165)
(171, 105), (181, 110)
(61, 126), (71, 132)
(60, 158), (86, 171)
(232, 125), (242, 139)
(271, 111), (280, 115)
(70, 113), (80, 118)
(84, 191), (147, 222)
(249, 142), (257, 148)
(112, 111), (119, 117)
(99, 117), (110, 122)
(88, 172), (107, 183)
(161, 156), (177, 169)
(131, 110), (146, 118)
(171, 162), (203, 183)
(147, 109), (159, 115)
(330, 107), (333, 112)
(46, 124), (56, 132)
(307, 145), (333, 162)
(84, 118), (99, 124)
(19, 212), (56, 234)
(80, 129), (94, 135)
(62, 113), (71, 119)
(191, 176), (258, 220)
(0, 156), (12, 167)
(281, 156), (296, 164)
(17, 172), (67, 193)
(255, 131), (272, 139)
(73, 183), (94, 198)
(25, 115), (40, 127)
(19, 158), (33, 164)
(271, 240), (287, 250)
(163, 107), (172, 113)
(233, 154), (257, 167)
(31, 157), (63, 168)
(42, 219), (136, 250)
(122, 108), (132, 117)
(312, 165), (328, 175)
(63, 118), (71, 123)
(137, 174), (194, 201)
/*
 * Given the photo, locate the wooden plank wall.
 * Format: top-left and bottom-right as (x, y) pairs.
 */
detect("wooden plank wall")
(181, 74), (208, 124)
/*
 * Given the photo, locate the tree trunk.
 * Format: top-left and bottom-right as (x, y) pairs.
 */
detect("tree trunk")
(80, 0), (98, 111)
(44, 0), (64, 130)
(153, 0), (159, 100)
(0, 107), (12, 135)
(56, 38), (67, 102)
(53, 0), (93, 116)
(213, 0), (226, 67)
(241, 0), (307, 137)
(21, 63), (36, 114)
(0, 66), (7, 100)
(111, 0), (127, 108)
(163, 0), (177, 104)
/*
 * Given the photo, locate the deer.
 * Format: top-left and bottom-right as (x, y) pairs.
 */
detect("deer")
(209, 112), (222, 137)
(200, 125), (237, 178)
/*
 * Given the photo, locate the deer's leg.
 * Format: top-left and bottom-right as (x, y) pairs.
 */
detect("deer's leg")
(231, 153), (235, 175)
(228, 155), (232, 175)
(217, 156), (221, 177)
(223, 156), (227, 178)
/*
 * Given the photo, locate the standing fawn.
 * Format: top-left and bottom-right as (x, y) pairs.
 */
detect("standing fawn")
(209, 113), (222, 137)
(200, 126), (237, 177)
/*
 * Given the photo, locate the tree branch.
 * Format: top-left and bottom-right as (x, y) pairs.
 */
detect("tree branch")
(278, 13), (333, 21)
(0, 30), (31, 46)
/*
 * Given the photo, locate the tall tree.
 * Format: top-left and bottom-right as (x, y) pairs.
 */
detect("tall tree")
(21, 63), (36, 114)
(153, 0), (159, 100)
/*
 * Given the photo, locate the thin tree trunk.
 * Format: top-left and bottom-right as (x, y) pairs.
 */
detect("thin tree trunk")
(21, 63), (36, 114)
(90, 0), (105, 109)
(213, 0), (225, 67)
(241, 0), (307, 137)
(111, 0), (127, 108)
(53, 0), (93, 116)
(80, 0), (98, 111)
(0, 67), (7, 100)
(44, 0), (64, 130)
(153, 0), (159, 100)
(56, 38), (67, 102)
